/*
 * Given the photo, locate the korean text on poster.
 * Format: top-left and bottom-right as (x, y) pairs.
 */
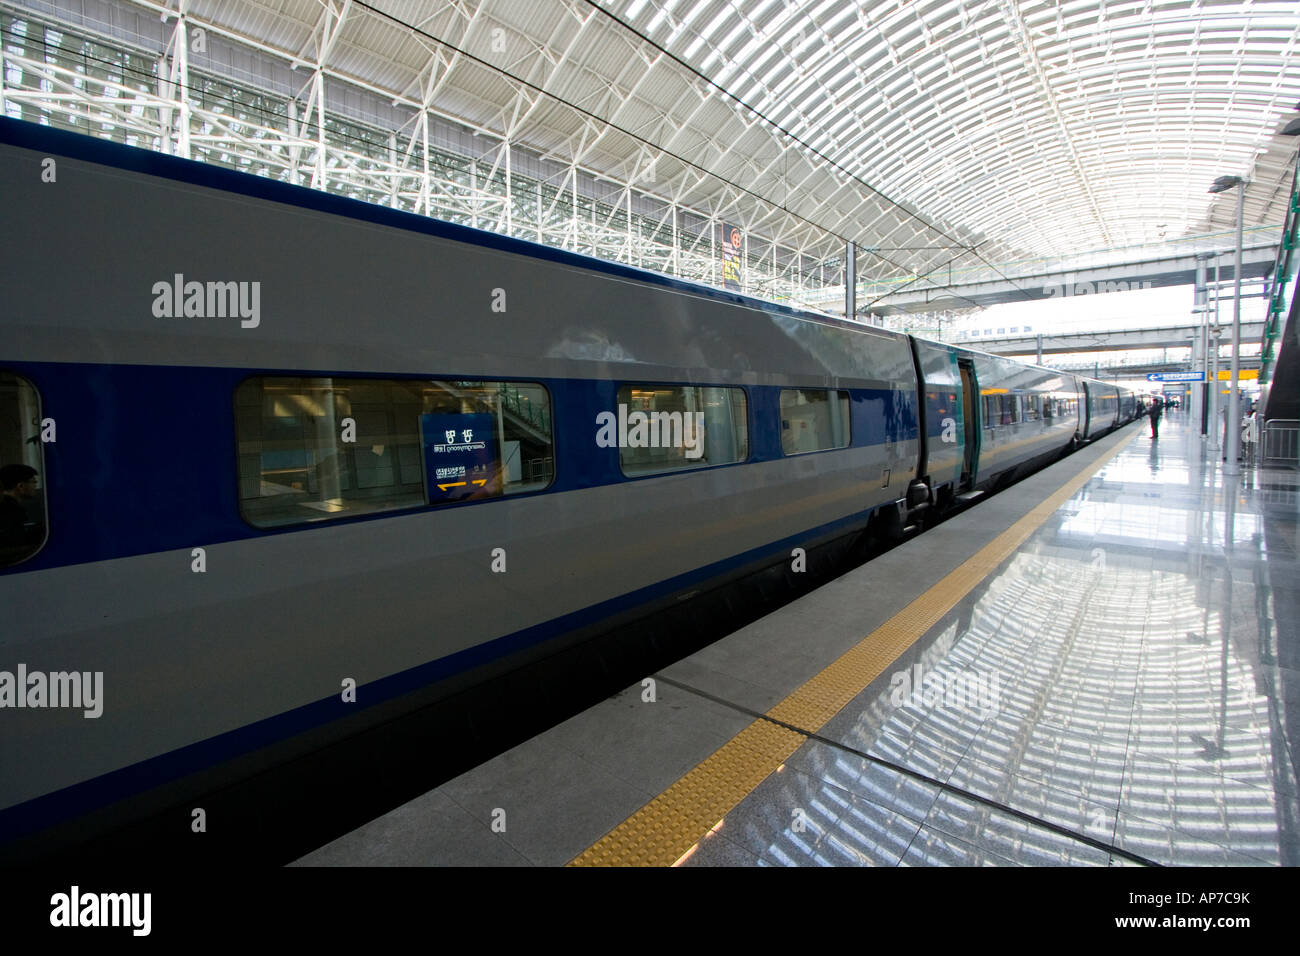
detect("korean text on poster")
(420, 412), (500, 502)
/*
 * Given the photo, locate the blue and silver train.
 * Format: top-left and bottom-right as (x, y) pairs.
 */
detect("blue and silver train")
(0, 117), (1139, 858)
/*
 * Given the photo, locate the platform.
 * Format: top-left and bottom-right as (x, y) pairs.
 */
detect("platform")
(294, 410), (1299, 867)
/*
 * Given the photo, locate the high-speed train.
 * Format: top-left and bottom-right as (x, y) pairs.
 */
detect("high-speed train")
(0, 117), (1139, 860)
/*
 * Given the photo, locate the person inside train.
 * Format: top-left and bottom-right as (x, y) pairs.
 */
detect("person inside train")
(0, 463), (43, 561)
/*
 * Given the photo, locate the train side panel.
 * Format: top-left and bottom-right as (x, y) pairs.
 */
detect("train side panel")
(962, 351), (1080, 486)
(911, 339), (965, 498)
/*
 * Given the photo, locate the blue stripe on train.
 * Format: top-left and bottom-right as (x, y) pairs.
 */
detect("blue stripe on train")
(0, 360), (917, 574)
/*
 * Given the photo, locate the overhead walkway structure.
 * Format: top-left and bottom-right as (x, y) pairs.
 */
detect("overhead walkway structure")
(838, 239), (1278, 318)
(1053, 358), (1261, 382)
(972, 322), (1266, 357)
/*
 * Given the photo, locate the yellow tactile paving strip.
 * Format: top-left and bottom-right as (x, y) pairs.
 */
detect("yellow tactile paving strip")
(569, 428), (1139, 867)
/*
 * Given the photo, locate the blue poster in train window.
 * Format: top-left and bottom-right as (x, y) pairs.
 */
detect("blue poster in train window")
(420, 413), (500, 502)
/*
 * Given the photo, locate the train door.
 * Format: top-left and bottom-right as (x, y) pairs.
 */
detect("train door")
(958, 359), (978, 489)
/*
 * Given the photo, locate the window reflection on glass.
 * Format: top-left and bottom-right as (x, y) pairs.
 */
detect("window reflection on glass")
(236, 377), (553, 527)
(780, 389), (850, 455)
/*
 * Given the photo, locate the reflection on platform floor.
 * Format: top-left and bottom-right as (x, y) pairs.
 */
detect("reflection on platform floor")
(687, 412), (1298, 867)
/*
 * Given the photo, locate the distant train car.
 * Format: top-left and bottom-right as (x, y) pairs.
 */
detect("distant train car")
(0, 117), (1136, 858)
(1082, 378), (1123, 439)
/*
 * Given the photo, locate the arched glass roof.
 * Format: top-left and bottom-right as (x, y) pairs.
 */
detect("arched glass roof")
(598, 0), (1300, 268)
(13, 0), (1297, 292)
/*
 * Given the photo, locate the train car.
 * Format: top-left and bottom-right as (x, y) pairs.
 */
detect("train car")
(0, 117), (1134, 859)
(1119, 389), (1138, 423)
(1082, 378), (1123, 439)
(908, 339), (1084, 509)
(963, 349), (1084, 489)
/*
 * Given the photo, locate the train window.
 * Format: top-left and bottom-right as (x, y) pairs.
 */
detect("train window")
(779, 389), (850, 455)
(0, 372), (48, 568)
(1025, 395), (1040, 421)
(235, 377), (553, 528)
(614, 385), (748, 475)
(985, 394), (1015, 426)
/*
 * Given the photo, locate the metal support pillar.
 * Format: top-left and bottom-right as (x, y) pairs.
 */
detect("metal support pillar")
(1208, 329), (1222, 453)
(471, 153), (482, 229)
(420, 113), (430, 216)
(1225, 188), (1245, 476)
(1208, 257), (1221, 452)
(741, 229), (748, 294)
(671, 204), (678, 276)
(287, 99), (301, 185)
(710, 218), (716, 286)
(1191, 253), (1209, 434)
(161, 14), (192, 160)
(313, 71), (326, 189)
(387, 133), (398, 207)
(845, 240), (857, 321)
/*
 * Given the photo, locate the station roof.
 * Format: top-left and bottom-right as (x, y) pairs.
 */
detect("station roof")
(92, 0), (1300, 285)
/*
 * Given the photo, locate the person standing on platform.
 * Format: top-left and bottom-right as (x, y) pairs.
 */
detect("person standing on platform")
(1149, 397), (1163, 440)
(1242, 408), (1258, 463)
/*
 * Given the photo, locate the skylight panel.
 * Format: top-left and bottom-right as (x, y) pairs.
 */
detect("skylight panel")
(718, 17), (753, 57)
(646, 0), (681, 35)
(700, 6), (735, 44)
(743, 42), (786, 84)
(668, 0), (708, 43)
